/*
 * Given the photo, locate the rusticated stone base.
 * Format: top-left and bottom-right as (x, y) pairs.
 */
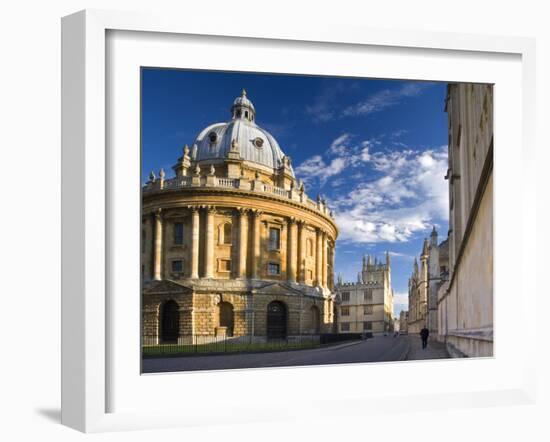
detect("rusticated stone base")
(142, 278), (335, 342)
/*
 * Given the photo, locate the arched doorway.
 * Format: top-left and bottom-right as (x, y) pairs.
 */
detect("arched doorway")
(218, 301), (234, 337)
(311, 305), (320, 334)
(160, 300), (180, 343)
(267, 301), (287, 340)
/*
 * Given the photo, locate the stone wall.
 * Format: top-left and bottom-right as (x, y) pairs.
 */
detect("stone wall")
(143, 287), (332, 341)
(437, 83), (493, 357)
(439, 174), (493, 357)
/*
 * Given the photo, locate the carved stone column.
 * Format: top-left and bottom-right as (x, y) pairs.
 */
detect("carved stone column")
(322, 232), (328, 288)
(251, 210), (262, 279)
(153, 209), (163, 281)
(238, 208), (248, 278)
(190, 206), (200, 278)
(298, 221), (306, 283)
(287, 217), (297, 283)
(329, 241), (335, 290)
(316, 228), (323, 287)
(204, 206), (215, 278)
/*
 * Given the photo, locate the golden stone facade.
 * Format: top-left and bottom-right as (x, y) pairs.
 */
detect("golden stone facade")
(142, 91), (338, 344)
(334, 254), (394, 335)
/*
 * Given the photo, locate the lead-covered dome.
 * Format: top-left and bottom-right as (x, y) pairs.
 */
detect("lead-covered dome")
(190, 90), (293, 175)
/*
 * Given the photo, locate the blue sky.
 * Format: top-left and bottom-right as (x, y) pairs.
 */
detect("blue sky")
(142, 68), (449, 317)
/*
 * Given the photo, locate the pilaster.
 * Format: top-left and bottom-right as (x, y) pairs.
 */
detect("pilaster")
(204, 205), (215, 278)
(251, 210), (263, 279)
(316, 228), (323, 287)
(189, 206), (200, 278)
(238, 207), (249, 278)
(153, 209), (163, 280)
(287, 217), (297, 283)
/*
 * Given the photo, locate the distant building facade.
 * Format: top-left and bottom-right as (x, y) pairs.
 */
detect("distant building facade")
(407, 228), (449, 336)
(393, 317), (400, 333)
(437, 83), (493, 357)
(399, 310), (408, 334)
(407, 242), (428, 335)
(335, 254), (394, 335)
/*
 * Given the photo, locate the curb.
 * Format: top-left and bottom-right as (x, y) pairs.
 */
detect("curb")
(143, 339), (364, 359)
(319, 339), (364, 351)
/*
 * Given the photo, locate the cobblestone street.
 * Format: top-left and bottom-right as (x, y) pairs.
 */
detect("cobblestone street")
(405, 335), (449, 360)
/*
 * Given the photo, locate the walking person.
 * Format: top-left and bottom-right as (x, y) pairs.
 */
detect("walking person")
(420, 325), (429, 349)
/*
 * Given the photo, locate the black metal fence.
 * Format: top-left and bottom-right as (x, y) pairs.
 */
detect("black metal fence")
(142, 334), (322, 357)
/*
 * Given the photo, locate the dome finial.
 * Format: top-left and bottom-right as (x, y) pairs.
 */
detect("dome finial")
(242, 88), (247, 97)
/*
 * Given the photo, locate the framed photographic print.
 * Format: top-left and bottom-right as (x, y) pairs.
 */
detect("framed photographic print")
(61, 9), (537, 433)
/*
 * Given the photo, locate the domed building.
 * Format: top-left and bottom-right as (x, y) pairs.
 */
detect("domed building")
(142, 90), (338, 345)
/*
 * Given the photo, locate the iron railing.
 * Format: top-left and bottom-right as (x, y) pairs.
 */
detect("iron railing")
(141, 333), (369, 358)
(142, 334), (323, 357)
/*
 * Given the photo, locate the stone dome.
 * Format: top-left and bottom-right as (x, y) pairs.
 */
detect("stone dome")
(190, 90), (294, 175)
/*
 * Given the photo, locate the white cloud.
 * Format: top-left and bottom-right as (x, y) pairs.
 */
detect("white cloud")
(331, 146), (449, 243)
(295, 133), (373, 186)
(294, 154), (347, 186)
(294, 132), (448, 244)
(329, 133), (352, 155)
(305, 101), (335, 123)
(305, 81), (358, 123)
(393, 292), (409, 307)
(306, 83), (428, 123)
(359, 140), (371, 162)
(342, 83), (425, 117)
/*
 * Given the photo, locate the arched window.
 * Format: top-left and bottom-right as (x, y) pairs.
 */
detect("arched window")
(160, 300), (180, 343)
(267, 301), (287, 340)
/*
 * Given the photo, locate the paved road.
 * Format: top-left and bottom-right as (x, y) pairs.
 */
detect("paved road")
(405, 335), (450, 360)
(142, 335), (410, 373)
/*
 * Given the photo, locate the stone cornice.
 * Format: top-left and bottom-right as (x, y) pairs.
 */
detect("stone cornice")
(143, 187), (338, 238)
(143, 184), (338, 234)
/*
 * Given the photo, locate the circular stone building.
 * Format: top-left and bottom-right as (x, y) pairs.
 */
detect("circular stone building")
(142, 90), (338, 345)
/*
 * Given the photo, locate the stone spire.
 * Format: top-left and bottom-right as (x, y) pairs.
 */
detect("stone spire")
(422, 238), (429, 256)
(386, 250), (391, 269)
(430, 225), (438, 247)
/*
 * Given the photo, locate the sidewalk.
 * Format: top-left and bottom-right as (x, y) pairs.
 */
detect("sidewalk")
(405, 335), (449, 360)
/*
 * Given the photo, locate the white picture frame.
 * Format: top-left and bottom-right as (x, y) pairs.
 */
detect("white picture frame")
(61, 9), (537, 433)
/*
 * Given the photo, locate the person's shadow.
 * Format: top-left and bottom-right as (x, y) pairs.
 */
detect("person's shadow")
(35, 408), (61, 423)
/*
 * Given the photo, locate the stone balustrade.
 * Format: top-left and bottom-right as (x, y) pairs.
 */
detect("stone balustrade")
(143, 174), (335, 219)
